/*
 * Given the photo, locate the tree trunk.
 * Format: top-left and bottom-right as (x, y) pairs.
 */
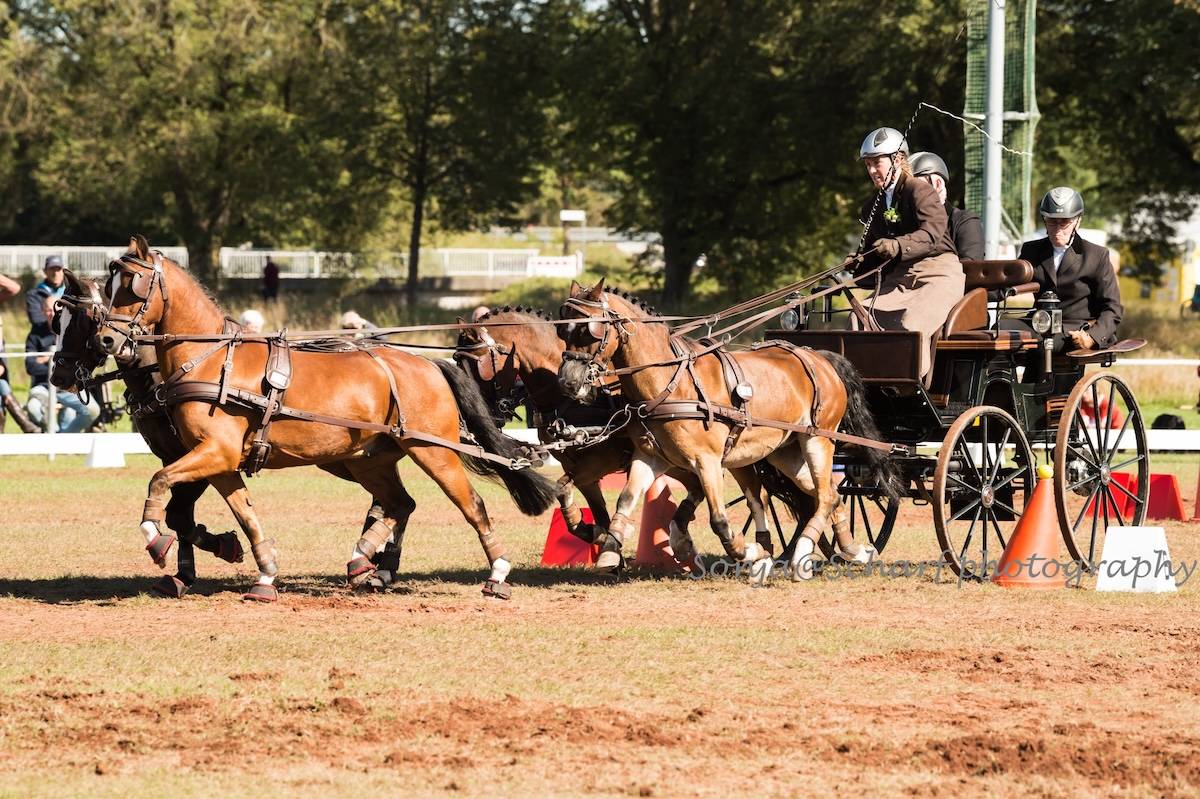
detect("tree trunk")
(659, 224), (695, 308)
(406, 179), (426, 309)
(189, 238), (218, 289)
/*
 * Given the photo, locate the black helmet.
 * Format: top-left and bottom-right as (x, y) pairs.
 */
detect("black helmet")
(909, 151), (949, 181)
(1038, 186), (1085, 219)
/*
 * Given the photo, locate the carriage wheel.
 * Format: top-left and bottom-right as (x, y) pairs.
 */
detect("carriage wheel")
(816, 471), (900, 559)
(1053, 372), (1148, 569)
(934, 406), (1035, 580)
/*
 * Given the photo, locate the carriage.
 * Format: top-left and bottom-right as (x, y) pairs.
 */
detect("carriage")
(762, 258), (1150, 578)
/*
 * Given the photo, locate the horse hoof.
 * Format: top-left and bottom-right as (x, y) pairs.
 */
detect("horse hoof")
(837, 544), (877, 565)
(749, 557), (774, 587)
(242, 583), (279, 602)
(150, 574), (190, 599)
(595, 550), (623, 573)
(668, 521), (696, 564)
(216, 532), (244, 563)
(146, 533), (176, 568)
(481, 579), (512, 600)
(569, 522), (596, 544)
(346, 556), (375, 587)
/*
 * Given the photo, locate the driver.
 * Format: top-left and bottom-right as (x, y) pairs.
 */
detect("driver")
(854, 127), (964, 378)
(1005, 187), (1123, 350)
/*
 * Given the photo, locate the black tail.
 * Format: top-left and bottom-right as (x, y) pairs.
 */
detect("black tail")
(436, 360), (557, 516)
(817, 350), (901, 501)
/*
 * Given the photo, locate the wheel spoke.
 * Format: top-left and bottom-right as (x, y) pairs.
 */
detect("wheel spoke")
(858, 496), (876, 544)
(1074, 412), (1104, 467)
(992, 498), (1019, 518)
(1067, 439), (1101, 471)
(958, 505), (982, 564)
(980, 415), (992, 483)
(1101, 379), (1117, 455)
(987, 510), (1007, 556)
(1072, 483), (1103, 533)
(1066, 474), (1098, 494)
(1105, 486), (1127, 528)
(950, 497), (984, 522)
(988, 426), (1012, 484)
(1110, 453), (1146, 473)
(957, 435), (984, 484)
(1095, 482), (1110, 563)
(768, 496), (787, 551)
(1104, 405), (1134, 465)
(993, 466), (1027, 492)
(946, 472), (975, 490)
(1109, 476), (1142, 507)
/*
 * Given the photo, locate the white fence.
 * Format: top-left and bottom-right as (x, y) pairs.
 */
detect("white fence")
(0, 245), (582, 281)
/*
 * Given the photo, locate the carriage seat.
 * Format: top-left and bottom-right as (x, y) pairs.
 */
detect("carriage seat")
(934, 259), (1040, 351)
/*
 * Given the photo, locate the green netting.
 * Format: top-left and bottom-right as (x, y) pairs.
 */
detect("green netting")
(963, 0), (1039, 244)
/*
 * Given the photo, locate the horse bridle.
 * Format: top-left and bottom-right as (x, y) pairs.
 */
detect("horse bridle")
(97, 252), (170, 355)
(558, 293), (630, 388)
(453, 327), (525, 422)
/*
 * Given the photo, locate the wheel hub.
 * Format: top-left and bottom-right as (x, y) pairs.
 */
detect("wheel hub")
(981, 485), (995, 509)
(1099, 464), (1111, 485)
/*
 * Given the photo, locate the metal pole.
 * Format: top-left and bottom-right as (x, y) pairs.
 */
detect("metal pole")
(983, 0), (1006, 259)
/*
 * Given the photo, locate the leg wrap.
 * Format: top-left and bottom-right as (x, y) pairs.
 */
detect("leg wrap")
(251, 538), (279, 578)
(606, 513), (635, 548)
(562, 501), (584, 531)
(672, 496), (699, 527)
(362, 502), (386, 533)
(477, 529), (504, 564)
(356, 518), (393, 560)
(143, 498), (167, 525)
(714, 518), (746, 560)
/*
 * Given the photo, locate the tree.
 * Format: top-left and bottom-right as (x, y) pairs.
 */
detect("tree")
(332, 0), (554, 305)
(10, 0), (337, 284)
(1036, 0), (1200, 283)
(560, 0), (970, 306)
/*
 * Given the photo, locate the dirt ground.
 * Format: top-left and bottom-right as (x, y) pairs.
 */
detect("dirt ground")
(1, 453), (1198, 798)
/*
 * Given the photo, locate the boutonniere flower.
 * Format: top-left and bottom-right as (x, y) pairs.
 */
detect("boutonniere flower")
(883, 207), (900, 223)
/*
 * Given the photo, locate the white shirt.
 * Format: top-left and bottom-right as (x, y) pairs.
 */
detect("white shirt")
(1052, 245), (1068, 273)
(884, 183), (897, 208)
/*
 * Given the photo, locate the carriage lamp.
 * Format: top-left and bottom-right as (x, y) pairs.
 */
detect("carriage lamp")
(780, 291), (807, 331)
(1031, 291), (1063, 336)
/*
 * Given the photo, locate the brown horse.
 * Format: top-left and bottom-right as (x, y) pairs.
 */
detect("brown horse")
(93, 236), (555, 601)
(51, 272), (409, 596)
(456, 306), (705, 569)
(557, 280), (896, 580)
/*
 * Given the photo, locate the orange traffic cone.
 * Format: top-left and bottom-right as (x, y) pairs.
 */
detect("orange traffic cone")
(993, 464), (1067, 589)
(636, 475), (691, 573)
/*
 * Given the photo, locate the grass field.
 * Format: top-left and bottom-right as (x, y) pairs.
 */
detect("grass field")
(1, 452), (1198, 797)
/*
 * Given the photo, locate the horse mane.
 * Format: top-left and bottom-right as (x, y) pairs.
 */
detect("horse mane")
(475, 305), (554, 323)
(154, 252), (223, 310)
(602, 286), (660, 317)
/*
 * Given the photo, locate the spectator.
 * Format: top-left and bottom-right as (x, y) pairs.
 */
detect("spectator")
(472, 305), (490, 322)
(908, 151), (984, 261)
(25, 294), (98, 433)
(340, 310), (376, 331)
(262, 257), (280, 302)
(240, 309), (265, 333)
(0, 273), (39, 432)
(25, 255), (66, 326)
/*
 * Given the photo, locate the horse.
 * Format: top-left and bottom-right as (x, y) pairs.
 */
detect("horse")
(557, 279), (897, 580)
(92, 236), (556, 601)
(51, 271), (405, 596)
(455, 306), (706, 570)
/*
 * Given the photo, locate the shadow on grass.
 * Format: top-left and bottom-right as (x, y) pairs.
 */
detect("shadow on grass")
(0, 563), (689, 604)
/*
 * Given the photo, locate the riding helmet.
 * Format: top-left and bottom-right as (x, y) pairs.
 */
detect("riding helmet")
(859, 127), (908, 160)
(909, 151), (950, 181)
(1038, 186), (1085, 219)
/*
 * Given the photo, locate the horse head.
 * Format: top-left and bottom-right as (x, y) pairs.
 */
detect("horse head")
(556, 278), (649, 404)
(50, 270), (112, 393)
(96, 234), (170, 359)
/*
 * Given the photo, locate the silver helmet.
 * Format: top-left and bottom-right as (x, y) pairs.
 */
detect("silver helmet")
(859, 127), (908, 159)
(909, 151), (949, 181)
(1038, 186), (1085, 219)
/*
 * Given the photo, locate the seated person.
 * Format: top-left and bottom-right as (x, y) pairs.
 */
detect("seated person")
(1001, 187), (1122, 350)
(239, 308), (265, 333)
(25, 295), (99, 433)
(25, 255), (66, 326)
(908, 151), (984, 261)
(852, 127), (965, 378)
